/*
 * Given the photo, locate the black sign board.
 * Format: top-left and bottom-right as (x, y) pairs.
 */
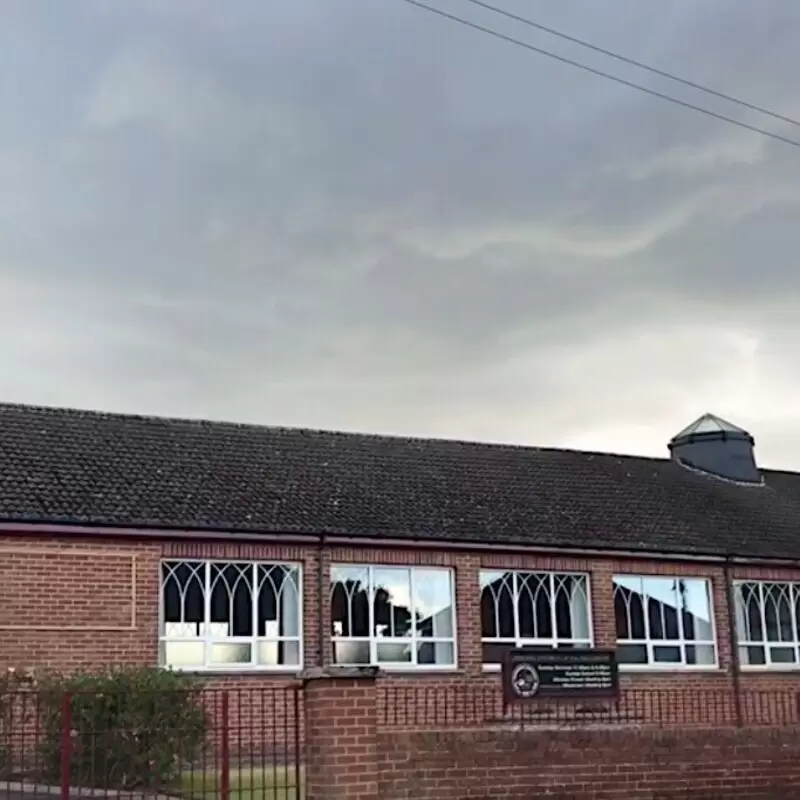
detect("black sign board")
(502, 648), (618, 703)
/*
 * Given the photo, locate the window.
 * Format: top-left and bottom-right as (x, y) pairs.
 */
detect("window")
(160, 561), (302, 670)
(330, 565), (456, 668)
(735, 581), (800, 667)
(613, 576), (716, 667)
(479, 571), (591, 665)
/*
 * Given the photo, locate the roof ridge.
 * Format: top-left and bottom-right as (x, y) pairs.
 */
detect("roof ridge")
(0, 400), (671, 464)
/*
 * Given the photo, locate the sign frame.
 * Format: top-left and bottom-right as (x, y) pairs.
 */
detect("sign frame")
(501, 646), (619, 704)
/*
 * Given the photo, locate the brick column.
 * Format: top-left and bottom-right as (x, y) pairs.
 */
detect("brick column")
(591, 563), (616, 649)
(303, 667), (379, 800)
(454, 554), (483, 676)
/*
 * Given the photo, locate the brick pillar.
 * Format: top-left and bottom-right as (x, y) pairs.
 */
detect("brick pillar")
(591, 564), (616, 649)
(303, 667), (379, 800)
(455, 554), (483, 676)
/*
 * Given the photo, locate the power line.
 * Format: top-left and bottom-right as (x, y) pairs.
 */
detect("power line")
(399, 0), (800, 150)
(459, 0), (800, 130)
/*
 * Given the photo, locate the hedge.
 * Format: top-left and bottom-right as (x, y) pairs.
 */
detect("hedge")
(2, 666), (207, 791)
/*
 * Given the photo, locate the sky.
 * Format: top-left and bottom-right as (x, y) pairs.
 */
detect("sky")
(2, 0), (800, 468)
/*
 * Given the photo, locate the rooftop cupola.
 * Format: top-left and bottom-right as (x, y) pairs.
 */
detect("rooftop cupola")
(668, 413), (760, 484)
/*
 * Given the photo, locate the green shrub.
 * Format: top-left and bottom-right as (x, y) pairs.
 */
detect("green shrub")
(35, 667), (207, 791)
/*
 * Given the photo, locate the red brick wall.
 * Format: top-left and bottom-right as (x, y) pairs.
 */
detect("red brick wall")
(0, 536), (160, 670)
(378, 726), (800, 799)
(2, 530), (800, 700)
(305, 676), (378, 800)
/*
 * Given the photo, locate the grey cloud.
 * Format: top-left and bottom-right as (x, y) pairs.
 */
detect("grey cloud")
(2, 0), (800, 467)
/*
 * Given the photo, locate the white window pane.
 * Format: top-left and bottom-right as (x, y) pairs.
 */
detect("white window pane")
(330, 566), (370, 637)
(571, 578), (590, 640)
(162, 641), (204, 668)
(165, 622), (203, 638)
(376, 642), (413, 663)
(282, 571), (300, 637)
(686, 644), (716, 665)
(642, 577), (680, 640)
(259, 565), (300, 638)
(554, 574), (590, 640)
(204, 623), (228, 636)
(257, 640), (300, 667)
(653, 645), (682, 663)
(614, 578), (646, 640)
(735, 583), (763, 641)
(616, 644), (647, 664)
(640, 576), (677, 605)
(373, 568), (413, 638)
(680, 579), (714, 641)
(417, 642), (454, 666)
(517, 572), (552, 639)
(480, 571), (515, 639)
(414, 570), (453, 638)
(739, 645), (766, 666)
(209, 563), (254, 637)
(613, 575), (644, 597)
(769, 646), (797, 664)
(480, 570), (506, 588)
(210, 643), (252, 665)
(161, 561), (205, 632)
(333, 640), (371, 665)
(764, 584), (794, 642)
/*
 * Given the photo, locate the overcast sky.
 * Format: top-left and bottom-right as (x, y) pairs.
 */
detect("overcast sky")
(2, 0), (800, 468)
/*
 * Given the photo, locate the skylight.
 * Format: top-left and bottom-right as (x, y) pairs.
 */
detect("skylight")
(671, 413), (748, 441)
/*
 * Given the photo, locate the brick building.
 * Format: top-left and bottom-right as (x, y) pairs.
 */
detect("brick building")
(2, 401), (800, 699)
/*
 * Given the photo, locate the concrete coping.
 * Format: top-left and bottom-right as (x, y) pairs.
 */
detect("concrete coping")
(301, 666), (381, 682)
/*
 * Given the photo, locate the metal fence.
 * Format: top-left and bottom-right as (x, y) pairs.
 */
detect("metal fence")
(378, 683), (800, 731)
(0, 686), (304, 799)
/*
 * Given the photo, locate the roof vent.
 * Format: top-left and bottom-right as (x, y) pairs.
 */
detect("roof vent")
(668, 413), (760, 484)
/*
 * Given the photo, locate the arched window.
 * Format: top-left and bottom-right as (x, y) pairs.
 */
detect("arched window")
(160, 560), (302, 670)
(479, 570), (591, 666)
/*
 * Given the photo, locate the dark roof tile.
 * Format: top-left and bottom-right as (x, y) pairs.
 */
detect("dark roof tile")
(1, 403), (800, 559)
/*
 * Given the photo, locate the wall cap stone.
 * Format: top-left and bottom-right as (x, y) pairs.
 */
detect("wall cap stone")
(302, 666), (380, 682)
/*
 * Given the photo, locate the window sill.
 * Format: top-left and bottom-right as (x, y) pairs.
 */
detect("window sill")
(375, 667), (464, 677)
(619, 665), (722, 674)
(163, 666), (303, 677)
(739, 665), (800, 673)
(334, 664), (461, 675)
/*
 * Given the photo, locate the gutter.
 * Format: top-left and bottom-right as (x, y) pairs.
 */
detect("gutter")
(0, 521), (320, 546)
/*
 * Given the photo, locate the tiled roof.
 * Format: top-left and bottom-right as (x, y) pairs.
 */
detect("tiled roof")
(1, 402), (800, 559)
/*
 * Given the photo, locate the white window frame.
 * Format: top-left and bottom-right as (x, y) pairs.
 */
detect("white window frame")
(330, 564), (457, 671)
(480, 570), (594, 671)
(159, 559), (303, 672)
(734, 580), (800, 670)
(613, 575), (718, 671)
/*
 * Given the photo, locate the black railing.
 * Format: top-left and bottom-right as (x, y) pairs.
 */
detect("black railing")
(378, 683), (800, 730)
(0, 686), (304, 799)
